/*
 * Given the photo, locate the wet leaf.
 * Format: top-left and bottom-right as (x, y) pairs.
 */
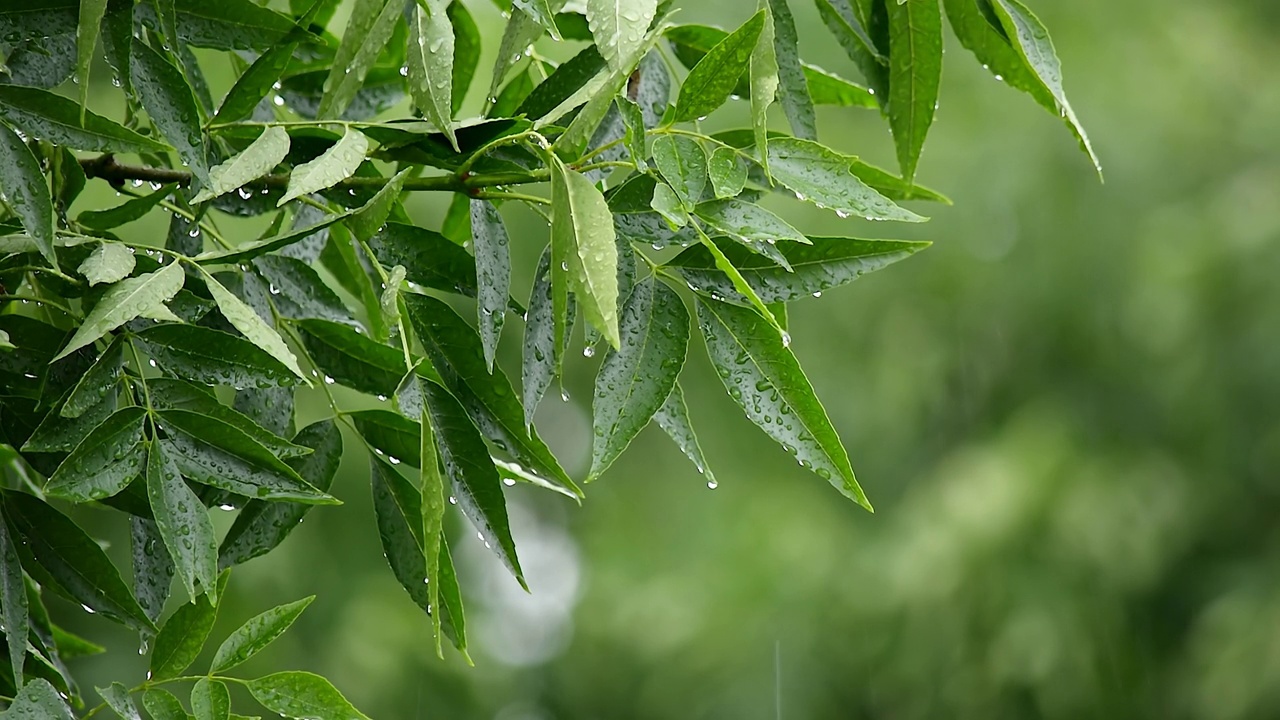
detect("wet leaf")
(407, 0), (457, 150)
(55, 261), (185, 361)
(192, 127), (290, 203)
(550, 158), (621, 348)
(886, 0), (942, 182)
(653, 381), (717, 486)
(673, 10), (765, 122)
(203, 269), (307, 380)
(79, 243), (137, 286)
(0, 122), (55, 267)
(42, 406), (145, 502)
(0, 85), (168, 153)
(247, 672), (370, 720)
(130, 39), (210, 188)
(766, 137), (925, 222)
(146, 442), (218, 604)
(278, 128), (369, 206)
(471, 199), (511, 371)
(137, 324), (300, 389)
(210, 596), (314, 672)
(586, 0), (660, 71)
(317, 0), (403, 119)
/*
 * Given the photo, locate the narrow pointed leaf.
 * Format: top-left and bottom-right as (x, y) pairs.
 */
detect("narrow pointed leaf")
(749, 5), (779, 175)
(247, 672), (371, 720)
(148, 378), (310, 460)
(195, 211), (349, 266)
(76, 184), (176, 231)
(210, 596), (314, 673)
(696, 298), (869, 508)
(43, 406), (146, 502)
(137, 324), (300, 389)
(147, 442), (218, 604)
(654, 382), (717, 485)
(192, 127), (290, 203)
(407, 0), (457, 150)
(886, 0), (942, 182)
(815, 0), (888, 100)
(586, 0), (659, 71)
(767, 137), (925, 222)
(61, 336), (124, 419)
(0, 122), (55, 267)
(486, 7), (544, 108)
(318, 0), (403, 119)
(673, 10), (765, 122)
(551, 160), (621, 348)
(25, 388), (118, 454)
(77, 0), (110, 118)
(365, 222), (480, 298)
(131, 517), (175, 628)
(149, 584), (221, 681)
(471, 199), (510, 372)
(203, 270), (307, 380)
(279, 128), (368, 206)
(0, 504), (28, 688)
(351, 409), (421, 467)
(589, 277), (689, 479)
(696, 198), (807, 246)
(346, 169), (410, 242)
(419, 406), (446, 656)
(766, 0), (816, 139)
(142, 689), (186, 720)
(298, 319), (408, 397)
(0, 86), (168, 153)
(515, 45), (606, 121)
(449, 0), (480, 115)
(253, 255), (351, 325)
(522, 247), (575, 427)
(55, 261), (185, 361)
(694, 227), (781, 330)
(130, 39), (210, 187)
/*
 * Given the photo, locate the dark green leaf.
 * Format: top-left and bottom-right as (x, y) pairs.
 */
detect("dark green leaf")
(247, 672), (370, 720)
(24, 388), (118, 454)
(97, 682), (143, 720)
(151, 0), (297, 51)
(346, 169), (410, 243)
(695, 298), (870, 509)
(653, 381), (717, 486)
(232, 385), (294, 441)
(137, 324), (300, 389)
(209, 596), (314, 673)
(298, 319), (407, 397)
(147, 442), (218, 604)
(148, 378), (307, 460)
(77, 185), (177, 231)
(487, 7), (543, 107)
(149, 571), (227, 681)
(815, 0), (888, 100)
(191, 678), (230, 720)
(351, 409), (422, 467)
(366, 222), (479, 298)
(131, 516), (175, 627)
(471, 199), (511, 371)
(522, 247), (575, 427)
(805, 65), (876, 107)
(516, 45), (606, 121)
(490, 67), (537, 119)
(589, 277), (689, 480)
(3, 491), (155, 631)
(130, 40), (210, 189)
(142, 689), (187, 720)
(673, 10), (765, 122)
(0, 504), (28, 687)
(0, 122), (55, 267)
(218, 420), (340, 569)
(766, 137), (925, 222)
(252, 255), (351, 325)
(886, 0), (942, 182)
(210, 0), (325, 124)
(194, 211), (348, 265)
(43, 406), (146, 502)
(449, 1), (480, 115)
(318, 0), (403, 119)
(0, 86), (169, 153)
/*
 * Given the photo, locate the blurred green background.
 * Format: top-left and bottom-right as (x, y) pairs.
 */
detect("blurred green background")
(65, 0), (1280, 717)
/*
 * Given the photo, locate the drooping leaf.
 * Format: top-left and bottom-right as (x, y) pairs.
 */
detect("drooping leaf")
(194, 211), (349, 266)
(54, 261), (185, 361)
(486, 7), (544, 109)
(522, 246), (575, 427)
(589, 277), (689, 480)
(514, 0), (564, 40)
(766, 137), (925, 222)
(815, 0), (888, 100)
(0, 86), (169, 153)
(673, 10), (765, 122)
(219, 420), (341, 569)
(766, 0), (816, 139)
(210, 596), (314, 673)
(42, 406), (146, 502)
(130, 39), (210, 188)
(210, 0), (325, 124)
(3, 491), (155, 632)
(147, 442), (218, 604)
(191, 678), (230, 720)
(78, 243), (137, 287)
(131, 516), (175, 629)
(0, 503), (28, 688)
(75, 0), (109, 115)
(586, 0), (660, 71)
(885, 0), (942, 182)
(407, 0), (457, 150)
(297, 319), (407, 397)
(58, 336), (123, 420)
(317, 0), (404, 119)
(0, 122), (55, 267)
(470, 199), (511, 372)
(202, 269), (308, 380)
(418, 404), (447, 656)
(449, 0), (480, 115)
(137, 323), (300, 389)
(77, 185), (178, 233)
(148, 378), (310, 460)
(749, 4), (779, 174)
(247, 672), (371, 720)
(669, 235), (930, 303)
(550, 159), (621, 349)
(695, 298), (870, 509)
(192, 127), (290, 203)
(278, 129), (369, 207)
(653, 381), (718, 486)
(651, 181), (688, 228)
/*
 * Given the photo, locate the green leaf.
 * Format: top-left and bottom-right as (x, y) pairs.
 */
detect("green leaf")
(3, 679), (74, 720)
(247, 672), (370, 720)
(673, 10), (765, 122)
(96, 682), (143, 720)
(130, 39), (210, 189)
(550, 158), (621, 349)
(423, 380), (523, 584)
(407, 0), (457, 150)
(651, 135), (707, 209)
(146, 442), (218, 604)
(253, 255), (351, 325)
(692, 226), (781, 331)
(418, 405), (446, 656)
(24, 388), (118, 454)
(297, 319), (407, 397)
(346, 169), (410, 243)
(192, 127), (290, 204)
(449, 1), (480, 116)
(350, 409), (422, 467)
(278, 128), (369, 206)
(515, 45), (606, 121)
(766, 137), (925, 222)
(490, 67), (537, 119)
(159, 409), (335, 503)
(78, 243), (137, 286)
(318, 0), (403, 119)
(0, 503), (28, 688)
(144, 0), (298, 51)
(471, 199), (511, 372)
(137, 324), (300, 389)
(191, 678), (230, 720)
(142, 689), (187, 720)
(147, 569), (227, 681)
(0, 122), (55, 267)
(378, 265), (405, 333)
(695, 298), (870, 509)
(209, 596), (314, 673)
(404, 293), (580, 497)
(653, 381), (718, 486)
(749, 4), (779, 174)
(0, 85), (169, 153)
(43, 406), (146, 502)
(586, 0), (660, 71)
(695, 198), (808, 247)
(986, 0), (1101, 175)
(54, 261), (185, 361)
(618, 98), (648, 171)
(77, 184), (177, 231)
(3, 491), (155, 632)
(77, 0), (109, 117)
(219, 420), (342, 569)
(202, 269), (308, 380)
(669, 235), (930, 303)
(521, 247), (574, 427)
(486, 7), (544, 109)
(589, 277), (689, 480)
(805, 65), (876, 108)
(514, 0), (564, 40)
(885, 0), (942, 182)
(131, 516), (175, 628)
(650, 182), (688, 228)
(195, 211), (349, 266)
(210, 0), (325, 124)
(815, 0), (888, 100)
(148, 378), (309, 460)
(766, 0), (816, 139)
(365, 222), (480, 298)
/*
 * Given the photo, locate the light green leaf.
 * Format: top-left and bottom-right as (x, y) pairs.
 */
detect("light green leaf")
(589, 277), (689, 480)
(749, 3), (779, 175)
(708, 147), (750, 199)
(673, 10), (765, 122)
(346, 169), (410, 242)
(202, 269), (307, 380)
(191, 678), (230, 720)
(987, 0), (1101, 175)
(521, 247), (575, 427)
(247, 672), (371, 720)
(653, 382), (717, 486)
(130, 39), (210, 188)
(692, 226), (781, 331)
(514, 0), (565, 40)
(419, 405), (446, 657)
(146, 442), (218, 605)
(650, 182), (689, 228)
(3, 679), (74, 720)
(318, 0), (403, 119)
(54, 261), (185, 361)
(651, 135), (707, 210)
(886, 0), (942, 182)
(210, 596), (314, 673)
(96, 682), (143, 720)
(79, 243), (137, 286)
(766, 0), (816, 139)
(77, 0), (109, 118)
(486, 7), (544, 109)
(766, 137), (925, 222)
(471, 199), (510, 372)
(617, 97), (648, 171)
(278, 128), (368, 207)
(192, 126), (290, 204)
(550, 158), (621, 349)
(0, 503), (28, 689)
(0, 85), (169, 153)
(377, 265), (405, 335)
(805, 65), (877, 107)
(43, 406), (146, 503)
(696, 298), (870, 509)
(586, 0), (660, 71)
(407, 0), (457, 151)
(695, 198), (808, 247)
(0, 119), (55, 268)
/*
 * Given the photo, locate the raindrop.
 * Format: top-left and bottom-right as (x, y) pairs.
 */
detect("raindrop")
(219, 504), (236, 511)
(399, 66), (409, 77)
(503, 478), (516, 487)
(812, 291), (822, 298)
(448, 496), (458, 505)
(583, 346), (595, 358)
(560, 389), (571, 402)
(781, 331), (792, 348)
(81, 604), (96, 614)
(707, 480), (718, 490)
(188, 227), (201, 238)
(273, 95), (285, 106)
(324, 375), (335, 384)
(148, 359), (157, 368)
(389, 457), (401, 465)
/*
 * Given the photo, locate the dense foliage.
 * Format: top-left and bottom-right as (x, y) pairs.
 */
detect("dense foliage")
(0, 0), (1092, 716)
